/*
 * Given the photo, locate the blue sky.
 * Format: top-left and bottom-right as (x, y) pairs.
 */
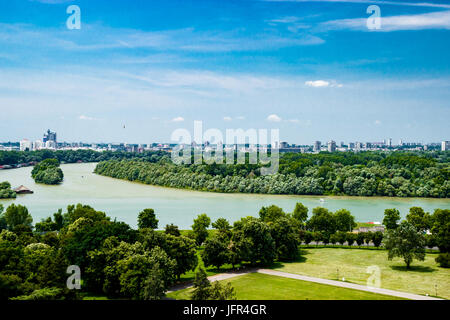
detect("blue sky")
(0, 0), (449, 144)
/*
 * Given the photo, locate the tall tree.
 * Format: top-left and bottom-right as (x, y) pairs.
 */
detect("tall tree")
(306, 207), (336, 235)
(292, 203), (308, 223)
(3, 204), (33, 230)
(334, 209), (357, 232)
(431, 209), (450, 253)
(192, 214), (211, 246)
(191, 267), (211, 300)
(384, 221), (426, 268)
(138, 209), (159, 230)
(259, 205), (286, 223)
(406, 207), (432, 233)
(383, 208), (401, 230)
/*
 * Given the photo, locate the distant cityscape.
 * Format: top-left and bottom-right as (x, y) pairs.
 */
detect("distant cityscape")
(1, 129), (449, 153)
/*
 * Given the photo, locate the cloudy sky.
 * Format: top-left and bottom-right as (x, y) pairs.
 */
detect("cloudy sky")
(0, 0), (449, 144)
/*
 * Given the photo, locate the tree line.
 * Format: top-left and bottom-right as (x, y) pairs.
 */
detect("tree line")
(94, 151), (449, 198)
(0, 149), (168, 166)
(0, 201), (448, 300)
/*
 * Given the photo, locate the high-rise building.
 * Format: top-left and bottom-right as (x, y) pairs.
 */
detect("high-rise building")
(43, 129), (57, 144)
(327, 140), (336, 152)
(388, 138), (392, 147)
(314, 141), (321, 152)
(442, 141), (450, 151)
(20, 139), (32, 151)
(33, 140), (43, 150)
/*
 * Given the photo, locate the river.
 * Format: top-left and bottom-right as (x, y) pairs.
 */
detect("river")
(0, 163), (449, 229)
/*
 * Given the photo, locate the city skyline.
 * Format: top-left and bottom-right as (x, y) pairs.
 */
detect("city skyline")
(0, 0), (449, 144)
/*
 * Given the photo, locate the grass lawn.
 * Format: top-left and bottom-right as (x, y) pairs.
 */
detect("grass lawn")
(167, 273), (404, 300)
(274, 248), (449, 299)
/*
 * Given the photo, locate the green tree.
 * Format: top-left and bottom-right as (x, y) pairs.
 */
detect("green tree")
(383, 208), (401, 230)
(209, 281), (237, 300)
(0, 182), (16, 199)
(335, 231), (347, 245)
(117, 246), (176, 299)
(302, 231), (313, 245)
(292, 202), (308, 224)
(165, 234), (198, 279)
(191, 267), (211, 300)
(346, 233), (356, 246)
(0, 274), (24, 300)
(142, 264), (166, 300)
(31, 159), (63, 185)
(22, 243), (68, 289)
(138, 209), (158, 229)
(306, 207), (336, 235)
(0, 204), (6, 231)
(384, 221), (426, 269)
(192, 214), (211, 246)
(356, 232), (365, 247)
(164, 223), (180, 236)
(406, 207), (432, 233)
(430, 209), (449, 252)
(212, 218), (231, 236)
(372, 231), (383, 247)
(334, 209), (357, 232)
(202, 235), (229, 270)
(269, 217), (299, 260)
(3, 204), (33, 230)
(259, 205), (285, 223)
(435, 253), (450, 268)
(232, 218), (276, 266)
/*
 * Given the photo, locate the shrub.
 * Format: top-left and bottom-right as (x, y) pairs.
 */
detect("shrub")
(436, 253), (450, 268)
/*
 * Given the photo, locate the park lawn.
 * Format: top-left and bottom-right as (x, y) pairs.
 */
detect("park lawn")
(167, 273), (404, 300)
(274, 248), (449, 299)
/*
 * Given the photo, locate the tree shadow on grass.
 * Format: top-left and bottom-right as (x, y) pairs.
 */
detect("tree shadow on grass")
(390, 265), (436, 273)
(270, 255), (308, 269)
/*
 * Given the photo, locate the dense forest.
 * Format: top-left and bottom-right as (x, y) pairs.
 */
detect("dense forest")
(0, 201), (448, 300)
(95, 151), (450, 198)
(0, 149), (168, 166)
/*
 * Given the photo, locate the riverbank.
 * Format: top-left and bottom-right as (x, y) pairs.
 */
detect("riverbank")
(1, 163), (449, 229)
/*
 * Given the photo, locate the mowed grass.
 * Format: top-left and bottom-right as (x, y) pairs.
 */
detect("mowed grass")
(167, 273), (404, 300)
(274, 248), (449, 299)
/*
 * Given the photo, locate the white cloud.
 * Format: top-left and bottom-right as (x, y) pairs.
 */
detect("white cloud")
(374, 120), (382, 125)
(236, 116), (246, 120)
(305, 80), (330, 87)
(78, 115), (96, 121)
(223, 116), (232, 121)
(322, 10), (450, 31)
(171, 117), (185, 122)
(305, 80), (343, 88)
(267, 114), (282, 122)
(263, 1), (450, 9)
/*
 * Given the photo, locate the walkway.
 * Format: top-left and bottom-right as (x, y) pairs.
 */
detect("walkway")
(168, 268), (443, 300)
(257, 269), (443, 300)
